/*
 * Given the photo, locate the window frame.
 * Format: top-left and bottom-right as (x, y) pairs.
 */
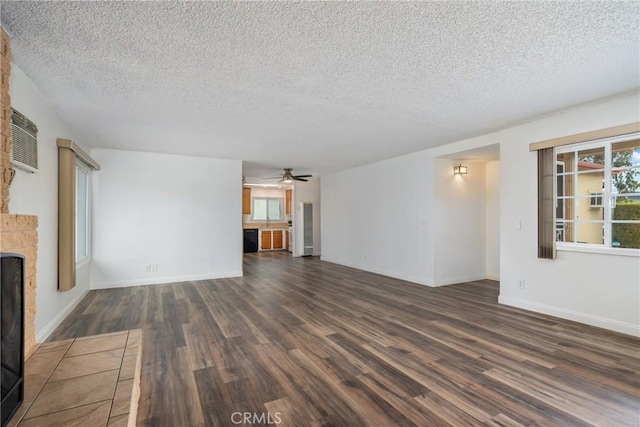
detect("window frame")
(75, 160), (91, 266)
(555, 132), (640, 256)
(556, 161), (566, 242)
(251, 197), (284, 222)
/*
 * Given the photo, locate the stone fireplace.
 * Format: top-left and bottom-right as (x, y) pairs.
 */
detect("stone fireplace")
(1, 27), (38, 358)
(1, 215), (37, 357)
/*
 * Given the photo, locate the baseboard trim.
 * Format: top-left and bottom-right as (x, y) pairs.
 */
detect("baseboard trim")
(433, 275), (487, 287)
(485, 274), (500, 281)
(320, 257), (433, 287)
(499, 295), (640, 337)
(91, 270), (244, 290)
(36, 288), (89, 343)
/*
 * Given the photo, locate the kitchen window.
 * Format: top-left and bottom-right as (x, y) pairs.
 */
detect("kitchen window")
(252, 198), (283, 222)
(555, 133), (640, 250)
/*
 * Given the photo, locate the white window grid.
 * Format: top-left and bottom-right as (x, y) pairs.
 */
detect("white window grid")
(555, 132), (640, 249)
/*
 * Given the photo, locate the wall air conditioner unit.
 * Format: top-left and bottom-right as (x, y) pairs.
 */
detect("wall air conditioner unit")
(589, 192), (603, 208)
(10, 109), (38, 173)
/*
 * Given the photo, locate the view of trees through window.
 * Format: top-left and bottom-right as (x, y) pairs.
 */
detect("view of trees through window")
(556, 136), (640, 249)
(578, 144), (639, 195)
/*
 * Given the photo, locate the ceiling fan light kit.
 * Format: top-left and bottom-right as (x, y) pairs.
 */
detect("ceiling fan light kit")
(263, 168), (312, 183)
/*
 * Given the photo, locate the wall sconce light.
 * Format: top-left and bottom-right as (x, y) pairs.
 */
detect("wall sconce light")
(453, 164), (468, 175)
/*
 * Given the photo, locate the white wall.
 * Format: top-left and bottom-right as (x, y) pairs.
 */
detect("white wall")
(293, 177), (321, 257)
(497, 93), (640, 336)
(9, 64), (91, 341)
(91, 149), (242, 288)
(485, 160), (500, 280)
(433, 159), (487, 286)
(322, 152), (433, 284)
(322, 91), (640, 336)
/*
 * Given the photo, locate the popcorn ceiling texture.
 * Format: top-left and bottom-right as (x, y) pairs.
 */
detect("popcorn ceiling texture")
(1, 2), (639, 176)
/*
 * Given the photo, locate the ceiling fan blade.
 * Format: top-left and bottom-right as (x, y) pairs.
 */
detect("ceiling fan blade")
(293, 177), (308, 182)
(292, 175), (312, 178)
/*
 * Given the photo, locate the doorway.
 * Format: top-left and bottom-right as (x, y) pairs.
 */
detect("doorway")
(433, 144), (500, 285)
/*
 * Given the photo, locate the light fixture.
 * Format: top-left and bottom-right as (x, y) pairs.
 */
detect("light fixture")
(282, 178), (293, 184)
(453, 164), (468, 175)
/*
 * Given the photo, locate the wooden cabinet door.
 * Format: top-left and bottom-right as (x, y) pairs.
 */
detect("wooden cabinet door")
(242, 188), (251, 214)
(260, 230), (272, 250)
(273, 230), (283, 249)
(285, 189), (292, 215)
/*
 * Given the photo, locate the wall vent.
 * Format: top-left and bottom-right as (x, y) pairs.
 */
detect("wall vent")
(11, 109), (38, 173)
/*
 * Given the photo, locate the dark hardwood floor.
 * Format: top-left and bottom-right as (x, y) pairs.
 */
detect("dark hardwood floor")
(49, 252), (640, 426)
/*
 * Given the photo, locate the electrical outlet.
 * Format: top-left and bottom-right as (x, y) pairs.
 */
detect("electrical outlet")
(515, 220), (522, 230)
(518, 279), (525, 289)
(145, 263), (158, 272)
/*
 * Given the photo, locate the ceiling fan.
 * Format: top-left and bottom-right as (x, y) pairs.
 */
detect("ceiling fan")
(263, 168), (312, 183)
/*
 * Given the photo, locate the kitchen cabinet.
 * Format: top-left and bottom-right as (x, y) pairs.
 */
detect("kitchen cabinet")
(285, 230), (289, 250)
(285, 189), (292, 215)
(273, 230), (283, 249)
(260, 230), (272, 250)
(242, 188), (251, 214)
(259, 228), (287, 251)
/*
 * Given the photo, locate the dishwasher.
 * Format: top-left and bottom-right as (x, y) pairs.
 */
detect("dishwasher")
(243, 228), (259, 253)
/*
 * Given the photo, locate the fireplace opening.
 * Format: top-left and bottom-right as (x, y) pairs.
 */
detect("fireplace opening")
(1, 253), (24, 427)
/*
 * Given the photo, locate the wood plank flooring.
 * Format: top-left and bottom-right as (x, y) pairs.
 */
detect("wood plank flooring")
(49, 252), (640, 426)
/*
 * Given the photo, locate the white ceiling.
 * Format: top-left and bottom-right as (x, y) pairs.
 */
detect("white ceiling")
(440, 143), (500, 162)
(1, 1), (638, 177)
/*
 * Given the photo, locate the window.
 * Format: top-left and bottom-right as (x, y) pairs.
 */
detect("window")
(252, 198), (283, 221)
(76, 162), (90, 263)
(556, 133), (640, 249)
(556, 161), (566, 242)
(57, 138), (99, 291)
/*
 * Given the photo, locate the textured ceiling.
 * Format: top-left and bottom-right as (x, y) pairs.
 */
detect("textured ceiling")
(1, 1), (639, 177)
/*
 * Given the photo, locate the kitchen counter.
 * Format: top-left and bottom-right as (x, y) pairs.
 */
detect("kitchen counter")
(243, 223), (289, 229)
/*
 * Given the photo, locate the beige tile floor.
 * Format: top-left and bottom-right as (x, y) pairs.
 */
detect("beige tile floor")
(7, 330), (142, 427)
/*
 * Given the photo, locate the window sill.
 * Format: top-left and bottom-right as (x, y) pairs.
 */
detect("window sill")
(76, 257), (91, 269)
(557, 244), (640, 257)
